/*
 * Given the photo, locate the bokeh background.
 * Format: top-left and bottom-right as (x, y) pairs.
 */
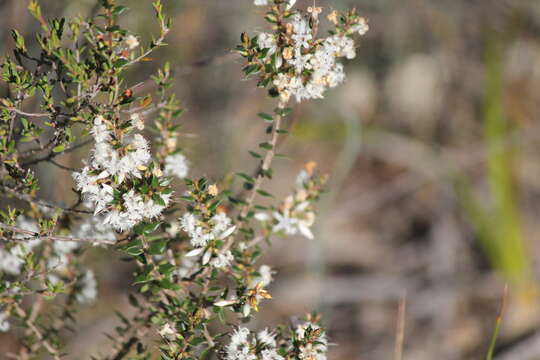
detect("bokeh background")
(1, 0), (540, 359)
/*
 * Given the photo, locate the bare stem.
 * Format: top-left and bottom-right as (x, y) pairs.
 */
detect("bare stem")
(0, 222), (116, 245)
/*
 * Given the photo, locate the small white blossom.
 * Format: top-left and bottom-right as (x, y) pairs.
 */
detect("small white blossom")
(352, 17), (369, 36)
(257, 328), (276, 347)
(210, 250), (234, 269)
(250, 265), (273, 288)
(296, 322), (328, 360)
(159, 323), (177, 339)
(254, 0), (268, 6)
(257, 32), (277, 58)
(76, 269), (97, 304)
(226, 327), (256, 360)
(164, 153), (189, 179)
(0, 312), (9, 332)
(130, 113), (144, 130)
(261, 349), (284, 360)
(125, 34), (140, 49)
(73, 215), (117, 244)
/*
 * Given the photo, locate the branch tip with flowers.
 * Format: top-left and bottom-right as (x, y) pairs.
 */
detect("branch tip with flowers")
(0, 0), (368, 358)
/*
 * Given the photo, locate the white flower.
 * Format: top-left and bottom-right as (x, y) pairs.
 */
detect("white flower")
(76, 269), (97, 304)
(295, 322), (328, 360)
(254, 0), (268, 6)
(226, 327), (256, 360)
(175, 255), (197, 278)
(272, 210), (299, 236)
(290, 14), (312, 49)
(0, 312), (9, 332)
(254, 212), (270, 222)
(210, 212), (232, 236)
(125, 35), (140, 49)
(286, 0), (296, 10)
(261, 349), (284, 360)
(130, 113), (144, 130)
(73, 215), (117, 244)
(257, 328), (276, 347)
(159, 323), (176, 339)
(353, 18), (369, 36)
(210, 250), (234, 269)
(53, 240), (79, 255)
(179, 212), (236, 248)
(296, 170), (310, 188)
(164, 153), (189, 179)
(258, 32), (277, 57)
(250, 265), (273, 288)
(74, 116), (168, 231)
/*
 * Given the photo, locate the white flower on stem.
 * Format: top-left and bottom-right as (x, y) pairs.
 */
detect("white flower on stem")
(290, 14), (312, 49)
(261, 349), (284, 360)
(352, 17), (369, 36)
(272, 209), (299, 236)
(257, 328), (276, 347)
(258, 32), (277, 58)
(125, 34), (140, 49)
(130, 113), (144, 130)
(159, 323), (177, 339)
(295, 322), (328, 360)
(209, 250), (234, 269)
(226, 327), (256, 360)
(164, 153), (189, 179)
(250, 265), (273, 288)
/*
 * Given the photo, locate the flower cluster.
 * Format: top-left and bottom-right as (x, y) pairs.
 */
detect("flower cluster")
(73, 116), (172, 231)
(180, 211), (236, 269)
(256, 164), (327, 240)
(294, 322), (329, 360)
(226, 327), (283, 360)
(240, 1), (369, 102)
(223, 320), (329, 360)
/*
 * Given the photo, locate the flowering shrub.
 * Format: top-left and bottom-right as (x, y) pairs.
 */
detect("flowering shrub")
(0, 0), (368, 358)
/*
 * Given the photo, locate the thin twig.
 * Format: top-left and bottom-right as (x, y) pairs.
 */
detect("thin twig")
(1, 186), (92, 214)
(20, 138), (93, 166)
(0, 222), (116, 245)
(13, 303), (62, 360)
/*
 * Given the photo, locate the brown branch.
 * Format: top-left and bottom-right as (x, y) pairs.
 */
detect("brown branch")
(13, 303), (62, 360)
(1, 186), (92, 214)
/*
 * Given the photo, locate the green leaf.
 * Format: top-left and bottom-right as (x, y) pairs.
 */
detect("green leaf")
(256, 189), (273, 198)
(148, 239), (168, 255)
(52, 145), (65, 153)
(259, 142), (273, 150)
(236, 172), (255, 184)
(257, 112), (273, 122)
(159, 278), (180, 290)
(158, 263), (176, 276)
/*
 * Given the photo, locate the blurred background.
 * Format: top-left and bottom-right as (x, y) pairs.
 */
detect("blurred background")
(1, 0), (540, 359)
